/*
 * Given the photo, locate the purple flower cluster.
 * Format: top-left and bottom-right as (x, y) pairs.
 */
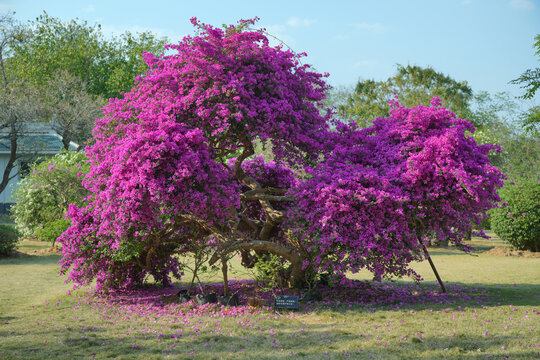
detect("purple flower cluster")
(290, 98), (504, 280)
(58, 18), (504, 292)
(59, 122), (239, 288)
(59, 18), (331, 290)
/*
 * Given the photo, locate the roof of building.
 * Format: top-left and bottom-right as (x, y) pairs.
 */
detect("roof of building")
(0, 124), (79, 154)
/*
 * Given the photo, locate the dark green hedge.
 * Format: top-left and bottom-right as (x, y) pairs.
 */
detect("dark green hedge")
(491, 182), (539, 251)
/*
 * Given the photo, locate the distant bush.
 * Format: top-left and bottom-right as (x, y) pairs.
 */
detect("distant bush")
(11, 151), (89, 241)
(479, 215), (491, 230)
(491, 182), (540, 251)
(0, 225), (19, 256)
(36, 219), (71, 248)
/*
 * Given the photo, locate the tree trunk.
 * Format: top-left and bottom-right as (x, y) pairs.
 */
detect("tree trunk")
(220, 240), (305, 288)
(0, 124), (18, 195)
(221, 258), (229, 296)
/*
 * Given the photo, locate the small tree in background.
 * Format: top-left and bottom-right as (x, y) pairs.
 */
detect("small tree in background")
(41, 70), (105, 150)
(11, 151), (89, 247)
(338, 65), (473, 128)
(491, 182), (539, 252)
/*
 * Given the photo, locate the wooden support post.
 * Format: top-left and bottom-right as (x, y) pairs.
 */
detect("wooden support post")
(422, 244), (446, 293)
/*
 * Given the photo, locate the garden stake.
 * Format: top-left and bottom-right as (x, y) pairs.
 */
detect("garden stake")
(422, 244), (446, 293)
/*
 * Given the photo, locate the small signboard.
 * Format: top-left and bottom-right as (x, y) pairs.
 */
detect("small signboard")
(273, 295), (299, 310)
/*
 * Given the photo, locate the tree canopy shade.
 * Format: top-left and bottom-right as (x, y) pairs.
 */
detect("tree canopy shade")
(59, 18), (505, 291)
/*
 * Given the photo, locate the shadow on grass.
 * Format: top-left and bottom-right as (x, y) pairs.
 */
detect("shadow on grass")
(0, 253), (61, 266)
(0, 320), (537, 359)
(335, 279), (540, 311)
(423, 247), (498, 256)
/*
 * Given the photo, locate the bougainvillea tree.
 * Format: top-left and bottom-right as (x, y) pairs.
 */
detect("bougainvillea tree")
(290, 98), (504, 290)
(59, 18), (504, 291)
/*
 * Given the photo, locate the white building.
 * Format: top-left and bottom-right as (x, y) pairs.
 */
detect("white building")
(0, 123), (78, 213)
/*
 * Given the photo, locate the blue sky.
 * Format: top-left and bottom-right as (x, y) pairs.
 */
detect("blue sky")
(2, 0), (539, 100)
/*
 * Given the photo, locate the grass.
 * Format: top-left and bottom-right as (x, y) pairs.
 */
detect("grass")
(0, 236), (539, 359)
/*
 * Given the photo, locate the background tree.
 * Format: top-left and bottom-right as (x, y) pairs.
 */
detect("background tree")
(490, 182), (539, 252)
(0, 12), (41, 195)
(41, 70), (105, 150)
(100, 31), (170, 100)
(471, 91), (539, 184)
(11, 151), (89, 247)
(0, 11), (168, 198)
(338, 65), (473, 127)
(519, 105), (540, 135)
(9, 12), (104, 93)
(510, 34), (540, 135)
(10, 12), (169, 100)
(510, 34), (540, 100)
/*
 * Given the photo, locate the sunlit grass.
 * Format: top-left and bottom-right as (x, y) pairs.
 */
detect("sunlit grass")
(1, 236), (538, 359)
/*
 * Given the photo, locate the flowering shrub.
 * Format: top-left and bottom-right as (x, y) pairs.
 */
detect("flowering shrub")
(491, 182), (539, 251)
(290, 98), (504, 280)
(59, 18), (504, 290)
(11, 151), (89, 242)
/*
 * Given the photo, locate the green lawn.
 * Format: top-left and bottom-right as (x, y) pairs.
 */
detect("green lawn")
(1, 236), (538, 359)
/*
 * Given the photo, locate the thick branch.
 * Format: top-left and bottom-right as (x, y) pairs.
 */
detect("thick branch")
(241, 193), (294, 202)
(178, 214), (232, 243)
(231, 240), (305, 287)
(233, 136), (255, 181)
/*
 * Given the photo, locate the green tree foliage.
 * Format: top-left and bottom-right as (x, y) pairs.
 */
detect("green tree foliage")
(510, 34), (540, 135)
(9, 12), (104, 92)
(11, 151), (89, 243)
(338, 65), (473, 127)
(491, 182), (540, 252)
(36, 219), (71, 248)
(41, 70), (105, 149)
(0, 225), (18, 256)
(0, 12), (42, 195)
(471, 92), (539, 183)
(510, 34), (540, 100)
(101, 31), (170, 99)
(519, 106), (540, 135)
(9, 12), (168, 100)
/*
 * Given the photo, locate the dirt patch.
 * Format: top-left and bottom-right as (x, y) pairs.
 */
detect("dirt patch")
(483, 246), (540, 258)
(31, 247), (61, 255)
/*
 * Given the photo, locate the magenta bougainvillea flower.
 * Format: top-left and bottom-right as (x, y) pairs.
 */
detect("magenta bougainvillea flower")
(290, 98), (504, 280)
(59, 18), (504, 290)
